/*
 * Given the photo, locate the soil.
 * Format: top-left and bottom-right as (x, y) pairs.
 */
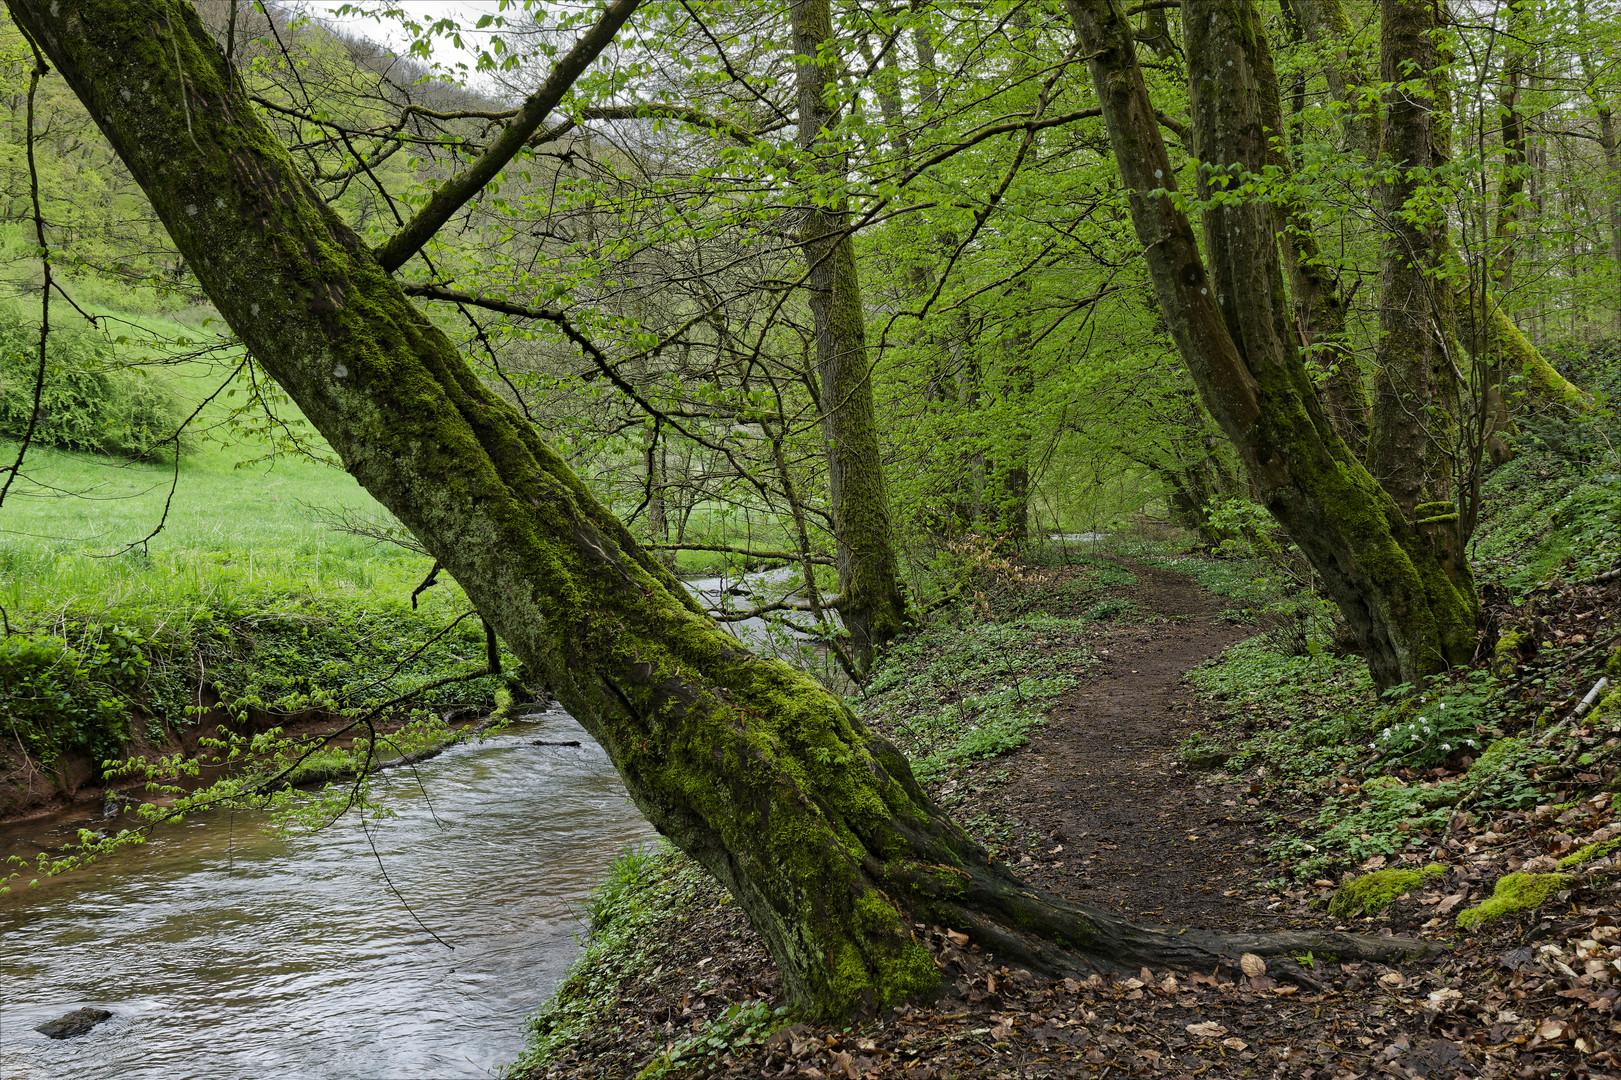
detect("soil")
(951, 559), (1329, 934)
(527, 560), (1621, 1079)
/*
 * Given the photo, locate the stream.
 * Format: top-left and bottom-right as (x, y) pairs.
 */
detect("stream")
(0, 709), (655, 1080)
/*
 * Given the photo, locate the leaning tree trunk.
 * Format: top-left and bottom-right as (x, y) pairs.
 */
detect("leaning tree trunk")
(1065, 0), (1476, 689)
(789, 0), (909, 671)
(12, 0), (1428, 1019)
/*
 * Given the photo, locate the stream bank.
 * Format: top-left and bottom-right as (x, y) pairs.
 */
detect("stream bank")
(0, 709), (654, 1080)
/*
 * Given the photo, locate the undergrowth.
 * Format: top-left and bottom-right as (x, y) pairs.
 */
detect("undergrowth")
(858, 611), (1096, 783)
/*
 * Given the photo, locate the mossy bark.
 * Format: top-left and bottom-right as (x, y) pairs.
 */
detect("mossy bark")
(1455, 283), (1587, 412)
(1253, 8), (1370, 455)
(1366, 0), (1462, 521)
(1066, 0), (1477, 689)
(13, 0), (1434, 1017)
(789, 0), (909, 672)
(1492, 1), (1530, 294)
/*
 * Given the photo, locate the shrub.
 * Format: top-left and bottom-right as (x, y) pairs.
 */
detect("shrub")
(0, 304), (190, 460)
(0, 627), (143, 773)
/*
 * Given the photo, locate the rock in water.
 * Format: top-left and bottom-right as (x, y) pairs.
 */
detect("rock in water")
(35, 1007), (112, 1039)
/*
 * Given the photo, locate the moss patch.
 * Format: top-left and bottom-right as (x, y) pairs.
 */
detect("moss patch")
(1327, 864), (1447, 919)
(1456, 872), (1570, 930)
(1557, 838), (1620, 870)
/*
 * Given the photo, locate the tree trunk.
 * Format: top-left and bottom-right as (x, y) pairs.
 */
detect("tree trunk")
(988, 289), (1033, 544)
(1065, 0), (1476, 690)
(643, 425), (674, 572)
(13, 0), (1430, 1018)
(789, 0), (909, 672)
(1492, 1), (1529, 295)
(1255, 4), (1371, 455)
(1597, 104), (1621, 337)
(1455, 282), (1587, 412)
(1289, 0), (1378, 158)
(1366, 0), (1463, 531)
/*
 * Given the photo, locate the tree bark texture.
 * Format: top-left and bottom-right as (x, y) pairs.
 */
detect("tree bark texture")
(1253, 5), (1371, 454)
(1597, 104), (1621, 337)
(1066, 0), (1476, 689)
(789, 0), (910, 671)
(10, 0), (1434, 1017)
(1492, 1), (1529, 294)
(1366, 0), (1463, 520)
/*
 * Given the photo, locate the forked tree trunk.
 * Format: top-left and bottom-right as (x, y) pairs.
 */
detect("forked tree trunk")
(14, 0), (1427, 1018)
(1065, 0), (1476, 689)
(789, 0), (909, 671)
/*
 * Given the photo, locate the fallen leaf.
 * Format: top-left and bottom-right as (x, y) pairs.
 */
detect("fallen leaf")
(1240, 953), (1267, 978)
(1186, 1022), (1228, 1038)
(1222, 1037), (1248, 1051)
(1436, 893), (1467, 915)
(944, 929), (969, 946)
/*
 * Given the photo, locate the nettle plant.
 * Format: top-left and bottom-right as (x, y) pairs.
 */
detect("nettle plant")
(1371, 670), (1495, 767)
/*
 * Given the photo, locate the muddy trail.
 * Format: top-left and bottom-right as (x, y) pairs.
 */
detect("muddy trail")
(953, 558), (1331, 934)
(530, 557), (1621, 1079)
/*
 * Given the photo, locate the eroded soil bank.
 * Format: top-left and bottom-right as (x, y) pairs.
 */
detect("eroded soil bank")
(519, 557), (1621, 1079)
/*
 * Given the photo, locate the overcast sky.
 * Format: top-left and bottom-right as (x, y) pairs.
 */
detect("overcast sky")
(299, 1), (514, 80)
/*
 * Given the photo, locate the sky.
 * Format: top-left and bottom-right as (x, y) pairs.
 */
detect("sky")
(298, 1), (516, 82)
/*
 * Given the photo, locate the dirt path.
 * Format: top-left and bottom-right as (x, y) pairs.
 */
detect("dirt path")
(958, 559), (1335, 934)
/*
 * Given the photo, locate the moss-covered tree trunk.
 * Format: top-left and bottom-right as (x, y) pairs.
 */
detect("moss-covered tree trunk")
(1253, 6), (1370, 455)
(1599, 105), (1621, 338)
(1365, 0), (1464, 527)
(12, 0), (1431, 1018)
(789, 0), (909, 671)
(1493, 1), (1530, 295)
(1065, 0), (1476, 689)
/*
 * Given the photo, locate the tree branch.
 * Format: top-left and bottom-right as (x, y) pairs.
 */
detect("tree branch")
(373, 0), (641, 272)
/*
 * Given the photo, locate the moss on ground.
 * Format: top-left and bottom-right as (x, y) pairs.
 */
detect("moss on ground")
(1456, 873), (1571, 930)
(1557, 838), (1621, 870)
(1327, 864), (1446, 919)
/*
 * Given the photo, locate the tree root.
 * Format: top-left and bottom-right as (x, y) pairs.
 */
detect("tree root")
(892, 840), (1439, 993)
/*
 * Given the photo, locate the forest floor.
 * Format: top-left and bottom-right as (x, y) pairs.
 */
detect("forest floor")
(517, 554), (1621, 1080)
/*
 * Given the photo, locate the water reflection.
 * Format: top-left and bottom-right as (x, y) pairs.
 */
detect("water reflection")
(0, 710), (655, 1080)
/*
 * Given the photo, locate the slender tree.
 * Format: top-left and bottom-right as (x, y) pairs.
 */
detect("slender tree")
(789, 0), (910, 669)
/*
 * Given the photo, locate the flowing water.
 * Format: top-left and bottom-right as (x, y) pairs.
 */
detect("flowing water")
(0, 709), (656, 1080)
